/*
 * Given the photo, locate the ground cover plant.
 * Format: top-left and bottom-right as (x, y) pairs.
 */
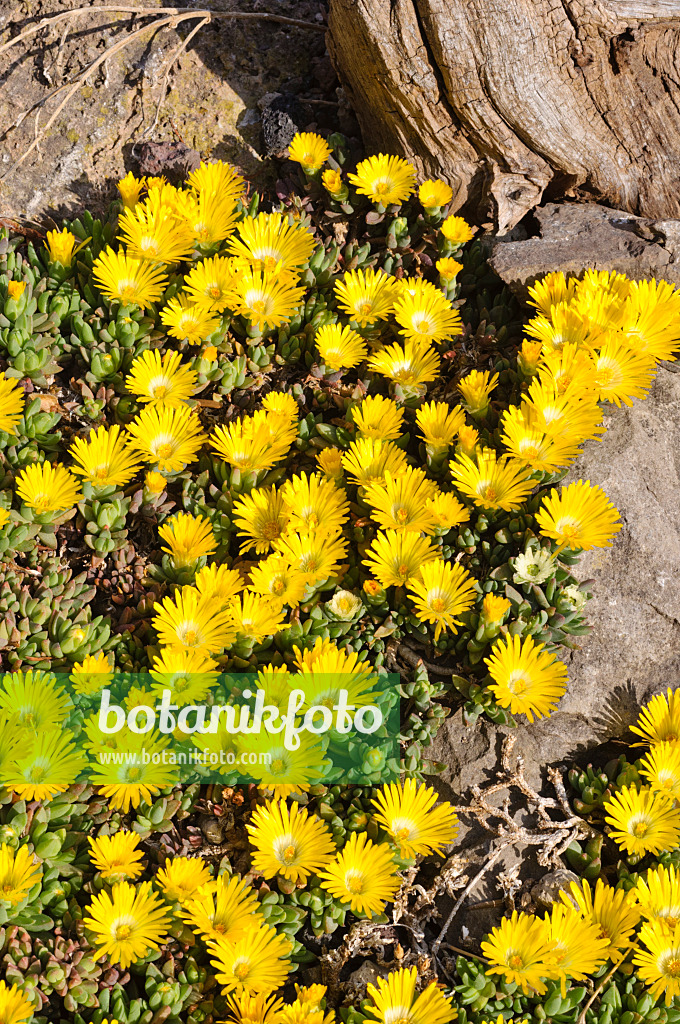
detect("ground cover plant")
(0, 131), (678, 1024)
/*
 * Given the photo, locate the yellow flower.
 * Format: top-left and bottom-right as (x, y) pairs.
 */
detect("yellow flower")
(45, 227), (83, 267)
(440, 215), (474, 245)
(249, 554), (308, 609)
(634, 920), (680, 1005)
(149, 647), (218, 706)
(273, 526), (347, 585)
(315, 323), (368, 370)
(561, 878), (640, 955)
(126, 349), (197, 407)
(288, 132), (332, 171)
(351, 395), (404, 441)
(364, 467), (437, 533)
(211, 418), (289, 475)
(334, 267), (399, 327)
(481, 910), (557, 995)
(183, 255), (236, 311)
(227, 269), (305, 332)
(83, 880), (171, 969)
(71, 651), (114, 696)
(156, 856), (213, 904)
(160, 295), (221, 344)
(485, 634), (568, 722)
(117, 170), (146, 209)
(152, 585), (235, 655)
(247, 799), (336, 883)
(187, 159), (246, 203)
(159, 511), (217, 567)
(223, 991), (285, 1024)
(118, 192), (195, 263)
(183, 873), (261, 941)
(640, 742), (680, 800)
(1, 730), (85, 801)
(194, 563), (245, 608)
(481, 593), (511, 624)
(633, 864), (680, 930)
(281, 471), (349, 533)
(363, 530), (438, 588)
(322, 168), (345, 197)
(525, 304), (594, 352)
(419, 179), (453, 209)
(318, 832), (400, 916)
(145, 470), (167, 493)
(175, 189), (240, 248)
(228, 592), (289, 644)
(536, 480), (622, 552)
(261, 391), (299, 421)
(0, 669), (70, 729)
(365, 966), (456, 1024)
(591, 336), (656, 406)
(527, 271), (577, 316)
(426, 490), (470, 532)
(348, 154), (416, 206)
(0, 375), (25, 434)
(456, 424), (479, 457)
(92, 246), (168, 308)
(521, 378), (605, 444)
(89, 734), (177, 813)
(537, 342), (597, 396)
(208, 923), (292, 995)
(620, 278), (680, 362)
(88, 831), (144, 881)
(457, 369), (499, 417)
(342, 437), (408, 486)
(407, 558), (476, 640)
(604, 785), (680, 856)
(232, 486), (290, 554)
(416, 400), (466, 452)
(543, 903), (609, 994)
(228, 212), (316, 275)
(0, 844), (42, 906)
(0, 979), (35, 1024)
(436, 257), (463, 282)
(632, 688), (680, 747)
(393, 280), (463, 343)
(368, 339), (441, 386)
(372, 779), (458, 858)
(70, 424), (141, 489)
(518, 339), (544, 374)
(126, 404), (207, 472)
(316, 447), (344, 481)
(500, 407), (582, 473)
(450, 449), (534, 511)
(15, 461), (82, 513)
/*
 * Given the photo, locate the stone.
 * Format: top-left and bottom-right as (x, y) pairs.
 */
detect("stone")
(530, 870), (580, 910)
(136, 141), (201, 183)
(487, 202), (680, 298)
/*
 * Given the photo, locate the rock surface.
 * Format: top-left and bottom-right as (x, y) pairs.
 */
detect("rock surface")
(488, 202), (680, 298)
(431, 364), (680, 798)
(0, 0), (334, 220)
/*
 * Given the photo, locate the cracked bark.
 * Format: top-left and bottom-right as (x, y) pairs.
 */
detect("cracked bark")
(327, 0), (680, 231)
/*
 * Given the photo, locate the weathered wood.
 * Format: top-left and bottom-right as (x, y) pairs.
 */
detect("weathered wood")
(327, 0), (680, 231)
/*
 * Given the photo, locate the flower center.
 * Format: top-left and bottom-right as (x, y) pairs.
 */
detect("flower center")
(430, 598), (446, 612)
(156, 442), (174, 460)
(633, 820), (649, 838)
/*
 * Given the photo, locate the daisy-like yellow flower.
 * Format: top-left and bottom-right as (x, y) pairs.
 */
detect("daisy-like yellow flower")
(1, 729), (85, 801)
(363, 530), (439, 588)
(500, 407), (582, 473)
(126, 404), (207, 472)
(620, 278), (680, 362)
(485, 634), (568, 723)
(183, 873), (261, 941)
(544, 903), (609, 995)
(160, 295), (222, 344)
(640, 742), (680, 800)
(83, 880), (171, 969)
(228, 212), (316, 275)
(71, 651), (114, 696)
(224, 990), (285, 1024)
(273, 527), (347, 585)
(88, 831), (144, 882)
(450, 449), (534, 511)
(482, 910), (557, 995)
(334, 267), (399, 327)
(92, 247), (167, 307)
(406, 558), (476, 640)
(316, 446), (344, 482)
(227, 269), (305, 332)
(393, 281), (463, 344)
(561, 878), (640, 955)
(183, 255), (235, 311)
(261, 391), (299, 421)
(342, 438), (409, 486)
(126, 349), (197, 408)
(152, 585), (235, 655)
(156, 856), (213, 904)
(288, 132), (331, 172)
(117, 170), (145, 209)
(149, 647), (218, 705)
(364, 467), (438, 533)
(315, 323), (368, 371)
(45, 227), (84, 268)
(281, 472), (349, 533)
(249, 554), (308, 608)
(228, 592), (288, 644)
(457, 369), (499, 417)
(322, 168), (346, 198)
(632, 688), (680, 747)
(188, 159), (246, 203)
(419, 179), (453, 210)
(118, 194), (195, 264)
(368, 339), (440, 387)
(194, 563), (246, 608)
(0, 979), (35, 1024)
(481, 593), (511, 624)
(350, 395), (404, 441)
(440, 215), (474, 246)
(538, 342), (597, 396)
(246, 799), (336, 883)
(525, 304), (594, 352)
(211, 420), (286, 475)
(317, 832), (400, 916)
(15, 461), (82, 514)
(536, 480), (622, 553)
(426, 491), (470, 532)
(348, 154), (416, 206)
(634, 920), (680, 1005)
(365, 966), (456, 1024)
(0, 669), (70, 729)
(208, 923), (292, 995)
(456, 424), (479, 457)
(69, 424), (141, 490)
(604, 785), (680, 856)
(633, 864), (680, 930)
(159, 511), (217, 566)
(436, 257), (463, 283)
(416, 401), (466, 453)
(89, 734), (177, 813)
(372, 779), (458, 859)
(0, 375), (25, 434)
(0, 844), (42, 906)
(527, 271), (578, 316)
(521, 378), (605, 444)
(175, 189), (240, 248)
(232, 486), (290, 553)
(518, 339), (544, 375)
(145, 470), (167, 494)
(591, 336), (656, 406)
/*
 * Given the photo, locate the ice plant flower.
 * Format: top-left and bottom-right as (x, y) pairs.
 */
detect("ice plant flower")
(315, 323), (368, 370)
(281, 472), (349, 534)
(15, 462), (82, 515)
(83, 880), (171, 969)
(416, 400), (466, 453)
(334, 267), (400, 327)
(160, 295), (222, 343)
(350, 394), (404, 440)
(481, 910), (557, 995)
(183, 873), (262, 941)
(194, 563), (245, 608)
(232, 486), (290, 554)
(0, 979), (35, 1024)
(246, 799), (336, 883)
(288, 131), (331, 172)
(0, 669), (71, 729)
(45, 227), (84, 268)
(484, 634), (568, 723)
(536, 480), (622, 552)
(406, 558), (476, 640)
(126, 404), (207, 472)
(365, 966), (457, 1024)
(227, 269), (305, 332)
(633, 864), (680, 930)
(158, 511), (217, 566)
(640, 741), (680, 799)
(436, 257), (463, 283)
(0, 375), (25, 434)
(117, 170), (145, 209)
(118, 193), (195, 264)
(632, 688), (680, 747)
(419, 179), (454, 210)
(347, 154), (417, 206)
(440, 215), (474, 246)
(0, 844), (42, 906)
(393, 281), (463, 343)
(450, 448), (534, 511)
(208, 923), (292, 995)
(88, 831), (144, 882)
(371, 779), (458, 858)
(228, 212), (316, 275)
(634, 921), (680, 1005)
(561, 878), (640, 956)
(92, 247), (167, 307)
(149, 647), (219, 705)
(273, 527), (347, 585)
(249, 554), (308, 609)
(317, 832), (400, 916)
(363, 468), (438, 533)
(153, 586), (235, 655)
(363, 529), (439, 588)
(368, 339), (441, 387)
(71, 651), (114, 696)
(2, 729), (85, 801)
(604, 785), (680, 856)
(69, 424), (141, 490)
(126, 349), (197, 407)
(543, 903), (609, 995)
(156, 856), (213, 904)
(183, 254), (235, 310)
(458, 369), (499, 418)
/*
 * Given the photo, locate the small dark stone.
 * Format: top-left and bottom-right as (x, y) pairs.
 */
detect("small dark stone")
(136, 140), (201, 183)
(261, 94), (305, 158)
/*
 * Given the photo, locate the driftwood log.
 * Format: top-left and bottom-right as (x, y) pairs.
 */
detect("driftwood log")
(327, 0), (680, 231)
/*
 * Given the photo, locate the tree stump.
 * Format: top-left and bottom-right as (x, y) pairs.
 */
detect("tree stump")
(327, 0), (680, 231)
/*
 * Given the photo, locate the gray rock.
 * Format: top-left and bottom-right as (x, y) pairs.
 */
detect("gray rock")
(531, 870), (580, 910)
(488, 202), (680, 298)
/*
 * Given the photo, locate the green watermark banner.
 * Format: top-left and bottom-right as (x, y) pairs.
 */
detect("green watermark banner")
(0, 670), (402, 796)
